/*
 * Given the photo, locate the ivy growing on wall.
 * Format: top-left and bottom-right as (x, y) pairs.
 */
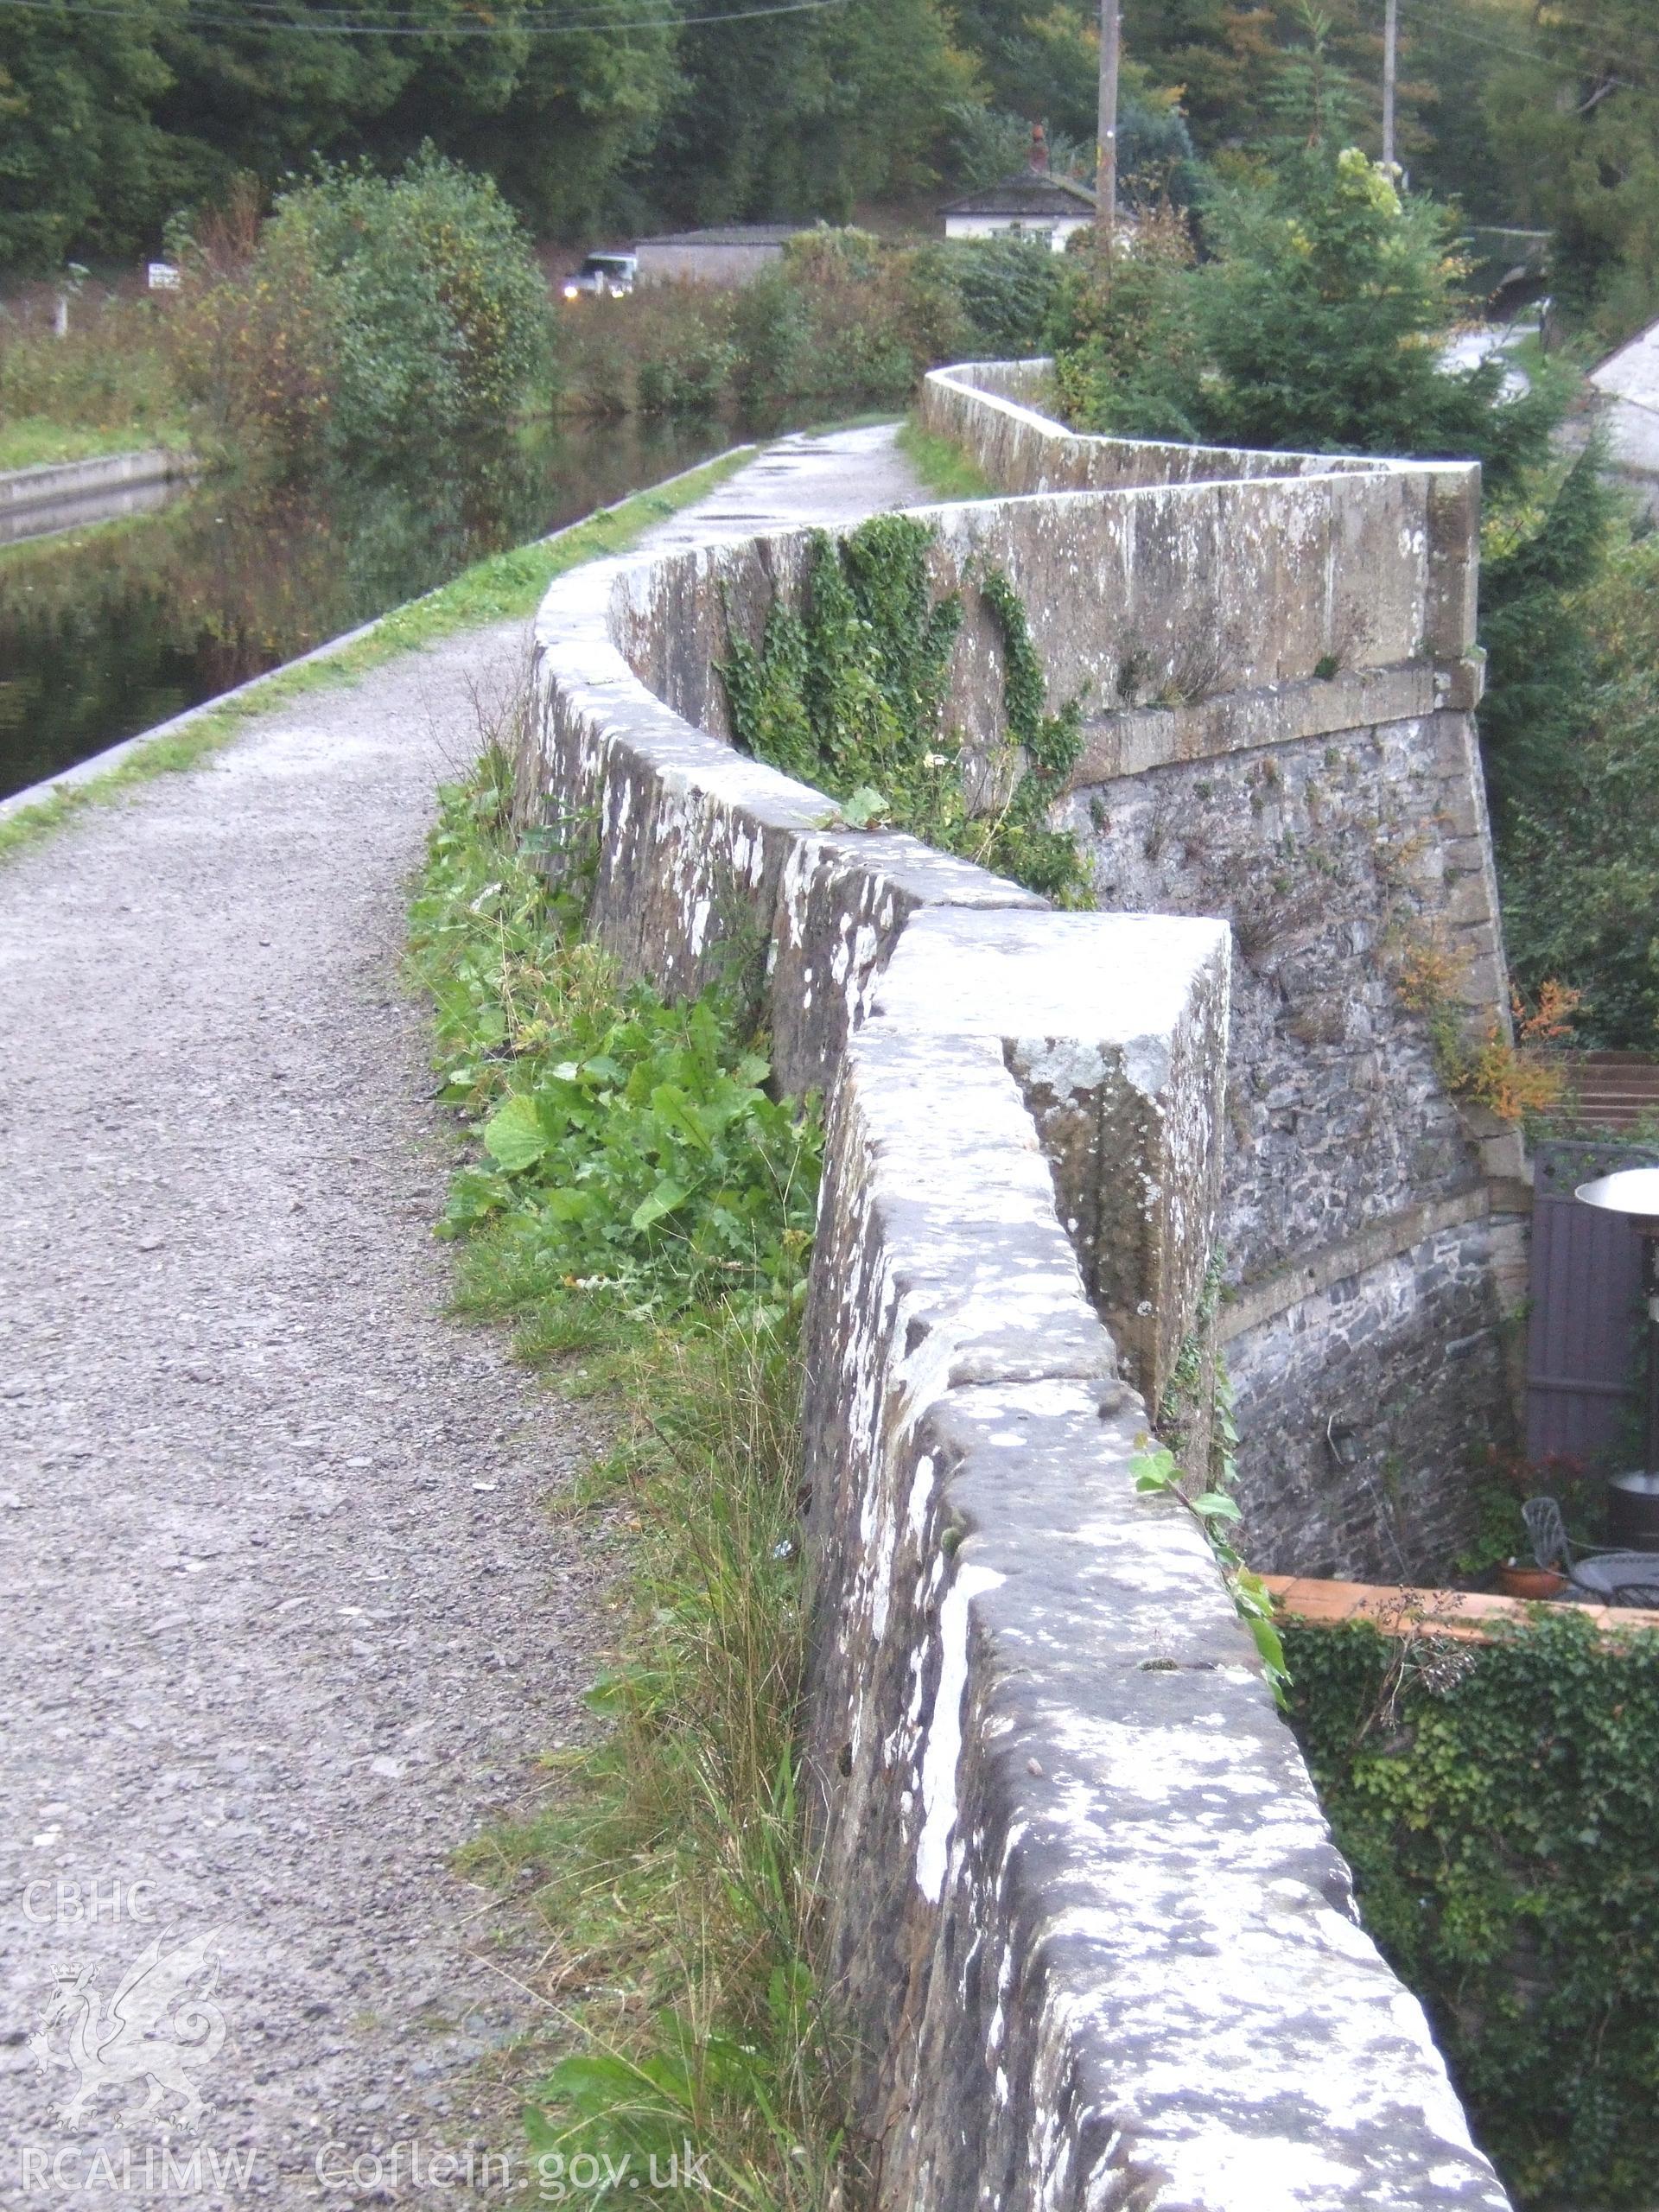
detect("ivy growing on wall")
(721, 514), (1091, 906)
(1287, 1615), (1659, 2209)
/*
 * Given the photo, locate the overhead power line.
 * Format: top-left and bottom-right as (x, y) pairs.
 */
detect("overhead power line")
(1394, 0), (1659, 95)
(0, 0), (849, 35)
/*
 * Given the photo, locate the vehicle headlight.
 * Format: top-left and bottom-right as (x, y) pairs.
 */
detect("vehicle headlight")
(563, 283), (580, 300)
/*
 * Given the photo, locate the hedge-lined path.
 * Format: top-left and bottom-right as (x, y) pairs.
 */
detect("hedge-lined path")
(0, 424), (922, 2208)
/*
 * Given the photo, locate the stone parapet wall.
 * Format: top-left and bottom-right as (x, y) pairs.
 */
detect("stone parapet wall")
(515, 466), (1513, 2207)
(925, 356), (1395, 489)
(613, 438), (1480, 784)
(921, 359), (1528, 1584)
(919, 361), (1482, 691)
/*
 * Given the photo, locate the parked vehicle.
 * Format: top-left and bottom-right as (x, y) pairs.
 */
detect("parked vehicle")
(562, 251), (637, 302)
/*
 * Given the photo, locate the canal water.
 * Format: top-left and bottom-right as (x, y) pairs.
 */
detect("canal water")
(0, 415), (750, 803)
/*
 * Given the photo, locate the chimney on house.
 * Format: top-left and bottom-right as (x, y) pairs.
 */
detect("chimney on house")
(1029, 123), (1049, 175)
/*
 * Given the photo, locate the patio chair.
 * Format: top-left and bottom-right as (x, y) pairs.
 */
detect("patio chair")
(1522, 1496), (1659, 1605)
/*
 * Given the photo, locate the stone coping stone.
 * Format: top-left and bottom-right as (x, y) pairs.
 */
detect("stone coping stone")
(801, 1017), (1510, 2209)
(871, 908), (1230, 1403)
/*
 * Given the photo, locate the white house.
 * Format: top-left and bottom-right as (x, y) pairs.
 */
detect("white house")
(941, 126), (1097, 253)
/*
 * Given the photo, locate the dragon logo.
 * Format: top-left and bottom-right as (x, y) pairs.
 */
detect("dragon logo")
(29, 1930), (226, 2130)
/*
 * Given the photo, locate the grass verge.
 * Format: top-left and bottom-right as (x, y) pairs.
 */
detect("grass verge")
(895, 416), (994, 502)
(408, 744), (855, 2210)
(0, 416), (191, 472)
(0, 446), (754, 867)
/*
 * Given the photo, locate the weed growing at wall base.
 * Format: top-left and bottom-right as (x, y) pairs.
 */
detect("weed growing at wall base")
(410, 748), (853, 2209)
(893, 417), (995, 505)
(417, 776), (817, 1336)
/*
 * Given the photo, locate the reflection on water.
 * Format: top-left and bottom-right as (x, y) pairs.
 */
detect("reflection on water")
(0, 416), (745, 801)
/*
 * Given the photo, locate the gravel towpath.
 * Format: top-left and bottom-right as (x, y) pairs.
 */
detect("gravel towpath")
(0, 426), (922, 2209)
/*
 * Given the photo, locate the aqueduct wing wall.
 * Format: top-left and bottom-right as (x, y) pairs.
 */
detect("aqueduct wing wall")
(921, 362), (1528, 1581)
(512, 383), (1519, 2208)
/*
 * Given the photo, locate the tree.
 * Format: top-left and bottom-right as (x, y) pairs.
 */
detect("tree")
(655, 0), (976, 226)
(946, 0), (1104, 141)
(1119, 0), (1510, 189)
(151, 0), (432, 204)
(148, 1), (678, 240)
(1118, 0), (1301, 150)
(429, 9), (681, 238)
(1050, 141), (1561, 483)
(1482, 0), (1659, 335)
(1196, 148), (1560, 489)
(1493, 486), (1659, 1052)
(1046, 207), (1208, 437)
(0, 0), (181, 269)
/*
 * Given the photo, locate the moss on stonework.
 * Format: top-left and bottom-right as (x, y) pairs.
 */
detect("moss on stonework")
(721, 513), (1091, 907)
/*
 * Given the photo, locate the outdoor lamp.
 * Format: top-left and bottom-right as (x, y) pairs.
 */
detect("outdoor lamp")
(1574, 1166), (1659, 1545)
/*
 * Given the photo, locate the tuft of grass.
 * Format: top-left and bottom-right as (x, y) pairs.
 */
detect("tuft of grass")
(895, 416), (995, 503)
(0, 417), (192, 472)
(0, 446), (755, 868)
(468, 1317), (849, 2210)
(410, 743), (855, 2209)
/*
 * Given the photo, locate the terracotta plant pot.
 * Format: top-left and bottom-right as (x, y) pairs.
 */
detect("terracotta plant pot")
(1497, 1563), (1569, 1600)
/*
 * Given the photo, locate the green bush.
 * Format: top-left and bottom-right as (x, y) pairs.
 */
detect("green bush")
(266, 148), (552, 454)
(1046, 205), (1207, 442)
(556, 230), (1065, 423)
(918, 235), (1067, 360)
(636, 319), (739, 418)
(1289, 1615), (1659, 2208)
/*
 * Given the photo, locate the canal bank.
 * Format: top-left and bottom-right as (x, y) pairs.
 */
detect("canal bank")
(0, 413), (787, 803)
(0, 446), (197, 548)
(0, 444), (758, 847)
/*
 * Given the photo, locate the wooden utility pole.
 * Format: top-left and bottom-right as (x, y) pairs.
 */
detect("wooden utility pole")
(1097, 0), (1120, 260)
(1382, 0), (1399, 168)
